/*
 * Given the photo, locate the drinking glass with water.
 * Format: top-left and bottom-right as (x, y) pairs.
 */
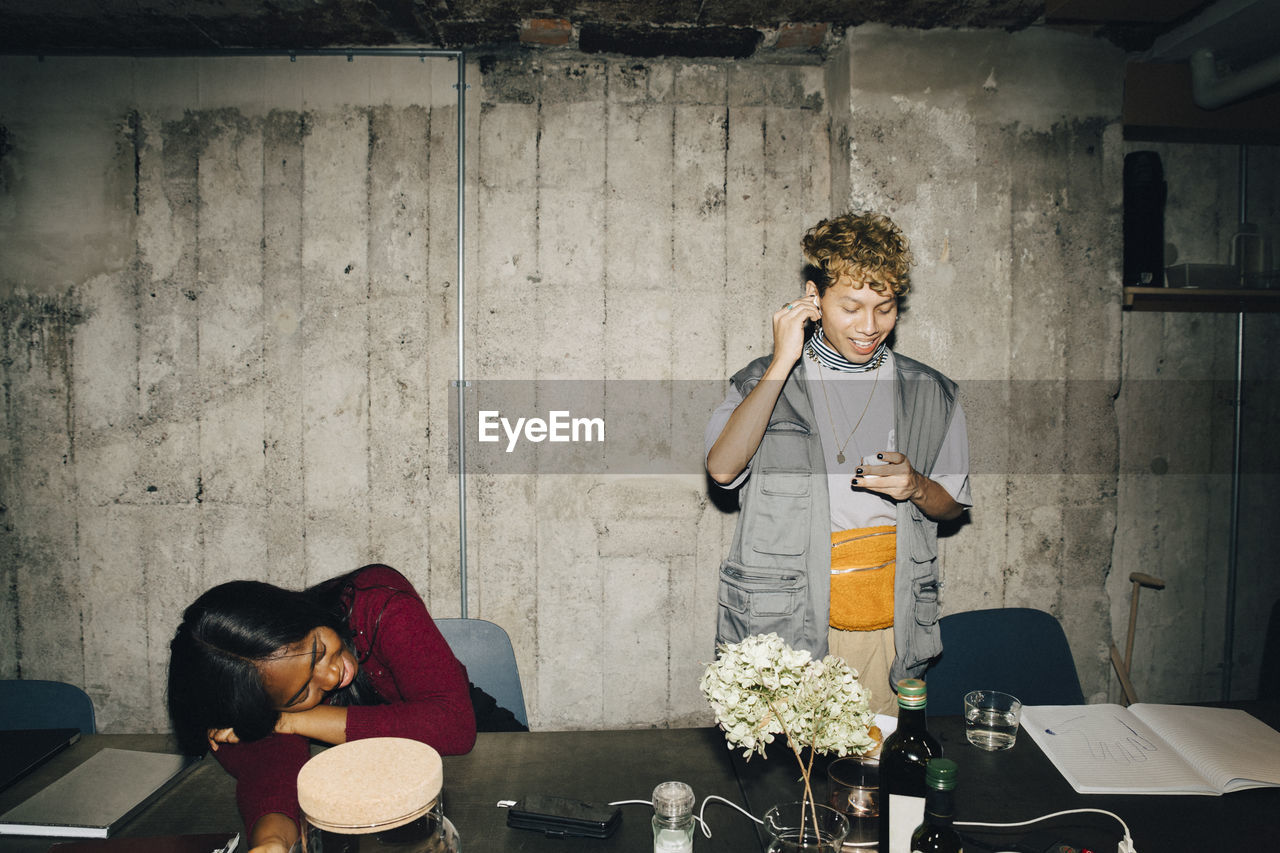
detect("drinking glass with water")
(963, 690), (1022, 751)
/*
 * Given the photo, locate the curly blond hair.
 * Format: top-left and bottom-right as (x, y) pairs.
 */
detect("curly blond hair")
(801, 212), (913, 297)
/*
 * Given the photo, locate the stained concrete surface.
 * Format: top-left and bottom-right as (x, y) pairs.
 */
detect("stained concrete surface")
(0, 0), (1047, 53)
(1, 27), (1278, 733)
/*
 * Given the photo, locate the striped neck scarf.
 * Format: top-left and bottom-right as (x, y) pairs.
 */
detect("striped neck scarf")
(805, 327), (888, 373)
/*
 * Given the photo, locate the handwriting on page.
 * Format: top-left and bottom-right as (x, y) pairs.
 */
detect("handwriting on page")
(1045, 713), (1160, 763)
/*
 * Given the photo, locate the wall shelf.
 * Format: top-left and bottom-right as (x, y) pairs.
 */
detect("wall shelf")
(1123, 286), (1280, 313)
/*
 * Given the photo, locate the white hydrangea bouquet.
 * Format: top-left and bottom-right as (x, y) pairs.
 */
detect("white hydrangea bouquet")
(700, 632), (876, 837)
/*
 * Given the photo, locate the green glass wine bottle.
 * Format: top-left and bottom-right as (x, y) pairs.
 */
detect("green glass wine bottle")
(910, 758), (963, 853)
(878, 678), (941, 853)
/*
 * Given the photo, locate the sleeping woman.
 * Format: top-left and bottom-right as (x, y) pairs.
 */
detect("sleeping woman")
(167, 564), (478, 853)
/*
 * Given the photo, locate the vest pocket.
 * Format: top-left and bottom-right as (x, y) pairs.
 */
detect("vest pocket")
(747, 468), (810, 558)
(911, 578), (940, 626)
(906, 521), (938, 563)
(905, 578), (942, 668)
(765, 417), (810, 436)
(717, 560), (806, 643)
(759, 467), (810, 497)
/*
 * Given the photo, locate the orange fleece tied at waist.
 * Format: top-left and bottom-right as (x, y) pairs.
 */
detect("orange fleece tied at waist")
(829, 525), (896, 631)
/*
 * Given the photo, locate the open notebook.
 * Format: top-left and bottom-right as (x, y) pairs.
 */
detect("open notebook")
(1021, 703), (1280, 795)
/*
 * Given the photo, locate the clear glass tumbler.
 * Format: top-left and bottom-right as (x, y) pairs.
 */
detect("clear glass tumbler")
(827, 756), (879, 847)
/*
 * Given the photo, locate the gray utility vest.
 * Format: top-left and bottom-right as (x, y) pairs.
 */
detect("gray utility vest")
(716, 351), (959, 687)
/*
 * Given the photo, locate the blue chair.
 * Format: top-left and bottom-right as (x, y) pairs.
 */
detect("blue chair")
(0, 679), (97, 733)
(924, 608), (1085, 717)
(435, 618), (528, 728)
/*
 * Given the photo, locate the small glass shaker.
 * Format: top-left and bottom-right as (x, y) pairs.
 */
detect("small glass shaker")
(652, 780), (695, 853)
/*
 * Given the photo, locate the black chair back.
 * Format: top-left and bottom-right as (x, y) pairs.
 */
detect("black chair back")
(924, 608), (1085, 716)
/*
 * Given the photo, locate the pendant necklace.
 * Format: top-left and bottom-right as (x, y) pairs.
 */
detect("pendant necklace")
(809, 343), (884, 465)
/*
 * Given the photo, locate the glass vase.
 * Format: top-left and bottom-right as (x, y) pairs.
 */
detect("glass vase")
(763, 800), (850, 853)
(297, 737), (458, 853)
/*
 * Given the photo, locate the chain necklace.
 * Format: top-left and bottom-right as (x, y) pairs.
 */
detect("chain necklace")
(808, 343), (886, 465)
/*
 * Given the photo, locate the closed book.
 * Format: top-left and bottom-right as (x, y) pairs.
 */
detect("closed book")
(0, 729), (81, 793)
(49, 832), (238, 852)
(0, 749), (200, 838)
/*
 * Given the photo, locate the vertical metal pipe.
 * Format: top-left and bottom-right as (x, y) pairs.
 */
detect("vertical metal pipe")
(1222, 144), (1247, 700)
(1238, 144), (1249, 224)
(1223, 310), (1243, 700)
(455, 53), (470, 619)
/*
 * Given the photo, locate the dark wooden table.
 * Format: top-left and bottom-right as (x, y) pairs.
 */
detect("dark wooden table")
(3, 703), (1278, 853)
(735, 699), (1280, 852)
(0, 729), (761, 852)
(443, 727), (760, 851)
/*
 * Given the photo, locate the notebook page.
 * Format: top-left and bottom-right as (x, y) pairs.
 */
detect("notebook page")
(1130, 704), (1280, 793)
(1021, 705), (1215, 795)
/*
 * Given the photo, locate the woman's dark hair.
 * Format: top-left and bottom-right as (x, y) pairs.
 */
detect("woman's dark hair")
(166, 567), (393, 756)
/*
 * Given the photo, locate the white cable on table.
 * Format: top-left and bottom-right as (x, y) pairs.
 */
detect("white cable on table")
(611, 797), (1138, 853)
(608, 795), (764, 841)
(957, 807), (1136, 853)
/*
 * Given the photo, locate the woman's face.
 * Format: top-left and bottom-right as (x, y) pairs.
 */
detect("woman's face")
(257, 626), (358, 714)
(807, 277), (898, 364)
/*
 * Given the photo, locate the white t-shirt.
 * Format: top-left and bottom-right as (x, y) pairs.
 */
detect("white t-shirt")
(705, 350), (971, 532)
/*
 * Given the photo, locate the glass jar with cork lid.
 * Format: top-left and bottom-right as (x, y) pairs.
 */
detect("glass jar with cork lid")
(298, 737), (460, 852)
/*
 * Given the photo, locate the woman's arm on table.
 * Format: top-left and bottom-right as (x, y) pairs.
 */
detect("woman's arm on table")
(342, 587), (477, 753)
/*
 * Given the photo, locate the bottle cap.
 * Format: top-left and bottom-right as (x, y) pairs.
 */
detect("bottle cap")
(896, 678), (927, 709)
(652, 781), (695, 817)
(925, 758), (958, 790)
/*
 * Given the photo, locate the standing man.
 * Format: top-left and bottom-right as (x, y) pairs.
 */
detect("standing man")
(706, 211), (970, 714)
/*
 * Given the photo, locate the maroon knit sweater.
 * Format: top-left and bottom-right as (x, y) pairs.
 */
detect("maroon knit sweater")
(212, 565), (477, 834)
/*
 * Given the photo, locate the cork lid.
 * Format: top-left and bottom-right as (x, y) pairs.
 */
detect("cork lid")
(297, 738), (443, 833)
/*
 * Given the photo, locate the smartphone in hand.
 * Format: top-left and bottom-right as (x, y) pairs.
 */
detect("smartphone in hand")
(861, 453), (890, 469)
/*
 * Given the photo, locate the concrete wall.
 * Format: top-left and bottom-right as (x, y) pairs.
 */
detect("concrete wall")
(2, 25), (1277, 733)
(1114, 140), (1280, 704)
(828, 25), (1127, 706)
(1, 55), (470, 731)
(467, 54), (831, 729)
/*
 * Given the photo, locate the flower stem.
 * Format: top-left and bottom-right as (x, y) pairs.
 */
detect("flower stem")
(803, 742), (819, 840)
(773, 700), (822, 842)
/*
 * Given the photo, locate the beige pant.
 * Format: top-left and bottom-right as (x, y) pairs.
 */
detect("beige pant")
(828, 625), (898, 717)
